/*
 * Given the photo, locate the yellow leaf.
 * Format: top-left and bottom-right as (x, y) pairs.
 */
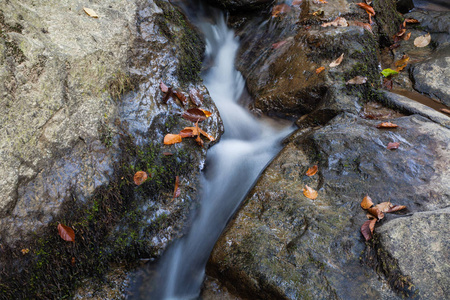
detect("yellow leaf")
(83, 7), (99, 18)
(303, 185), (318, 199)
(306, 165), (318, 176)
(199, 109), (213, 117)
(164, 134), (182, 145)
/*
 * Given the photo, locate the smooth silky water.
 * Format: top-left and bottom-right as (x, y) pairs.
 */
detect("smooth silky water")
(132, 6), (294, 300)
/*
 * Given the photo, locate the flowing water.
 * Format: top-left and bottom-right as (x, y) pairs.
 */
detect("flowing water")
(135, 7), (293, 300)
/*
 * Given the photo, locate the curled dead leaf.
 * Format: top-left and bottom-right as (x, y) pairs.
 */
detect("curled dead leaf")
(303, 185), (318, 199)
(376, 122), (398, 128)
(356, 3), (375, 15)
(414, 33), (431, 47)
(182, 108), (208, 122)
(83, 7), (99, 18)
(316, 66), (325, 74)
(346, 76), (367, 85)
(403, 32), (411, 41)
(367, 207), (384, 220)
(173, 176), (180, 199)
(162, 88), (174, 104)
(361, 218), (377, 241)
(134, 171), (148, 186)
(164, 134), (182, 145)
(200, 109), (212, 117)
(404, 18), (419, 24)
(160, 82), (169, 93)
(58, 223), (75, 242)
(387, 142), (400, 150)
(329, 53), (344, 67)
(306, 165), (319, 176)
(361, 195), (374, 209)
(374, 201), (392, 213)
(321, 17), (348, 27)
(395, 55), (410, 68)
(174, 90), (188, 106)
(189, 88), (203, 106)
(352, 21), (373, 34)
(386, 205), (407, 213)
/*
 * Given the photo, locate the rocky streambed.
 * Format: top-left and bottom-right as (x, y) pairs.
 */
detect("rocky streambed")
(0, 0), (448, 299)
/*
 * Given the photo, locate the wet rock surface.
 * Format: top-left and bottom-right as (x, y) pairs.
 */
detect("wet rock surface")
(207, 0), (450, 299)
(0, 0), (222, 298)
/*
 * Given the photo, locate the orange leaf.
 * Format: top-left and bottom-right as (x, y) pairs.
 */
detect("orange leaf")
(404, 18), (419, 24)
(316, 66), (325, 74)
(133, 171), (148, 185)
(303, 185), (318, 199)
(386, 205), (407, 213)
(376, 122), (398, 128)
(21, 248), (30, 255)
(403, 32), (411, 41)
(180, 128), (194, 138)
(352, 21), (373, 34)
(58, 223), (75, 242)
(367, 207), (384, 220)
(272, 4), (291, 17)
(387, 142), (400, 150)
(182, 108), (208, 122)
(374, 201), (392, 213)
(164, 134), (182, 145)
(361, 218), (377, 241)
(71, 257), (76, 266)
(329, 53), (344, 67)
(306, 165), (318, 176)
(361, 195), (374, 209)
(189, 88), (203, 106)
(160, 82), (168, 93)
(441, 108), (450, 115)
(357, 3), (375, 15)
(200, 109), (212, 117)
(173, 176), (180, 199)
(394, 55), (410, 67)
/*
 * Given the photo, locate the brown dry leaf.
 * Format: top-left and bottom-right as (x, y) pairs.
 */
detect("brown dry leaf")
(321, 17), (349, 27)
(374, 201), (392, 213)
(182, 108), (208, 122)
(179, 128), (194, 138)
(312, 10), (324, 17)
(441, 108), (450, 115)
(272, 4), (291, 17)
(367, 207), (384, 220)
(414, 33), (431, 47)
(303, 185), (318, 200)
(361, 218), (377, 241)
(352, 21), (373, 34)
(316, 66), (325, 74)
(164, 134), (182, 145)
(376, 122), (398, 128)
(395, 55), (410, 68)
(174, 90), (188, 106)
(403, 32), (411, 41)
(194, 121), (203, 147)
(356, 3), (375, 16)
(162, 88), (174, 104)
(200, 109), (212, 117)
(361, 195), (374, 209)
(189, 88), (203, 106)
(306, 165), (319, 176)
(386, 205), (407, 213)
(71, 257), (76, 266)
(173, 176), (180, 199)
(83, 7), (99, 18)
(329, 53), (344, 67)
(346, 76), (367, 85)
(160, 82), (169, 93)
(383, 78), (393, 90)
(387, 142), (400, 150)
(405, 18), (419, 24)
(134, 171), (149, 185)
(58, 223), (75, 242)
(21, 248), (30, 255)
(181, 123), (215, 144)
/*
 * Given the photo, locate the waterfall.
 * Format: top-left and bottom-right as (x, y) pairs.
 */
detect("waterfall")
(136, 8), (293, 300)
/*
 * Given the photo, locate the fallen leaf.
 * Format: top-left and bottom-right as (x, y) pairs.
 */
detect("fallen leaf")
(179, 128), (194, 138)
(361, 195), (374, 209)
(71, 257), (76, 266)
(321, 17), (348, 27)
(21, 248), (30, 255)
(383, 78), (393, 90)
(352, 21), (373, 34)
(174, 90), (188, 106)
(329, 53), (344, 67)
(189, 88), (203, 106)
(381, 68), (399, 78)
(182, 108), (208, 122)
(441, 108), (450, 114)
(315, 0), (328, 3)
(414, 33), (431, 47)
(404, 18), (419, 24)
(316, 66), (325, 74)
(164, 134), (182, 145)
(367, 207), (384, 220)
(134, 171), (148, 185)
(83, 7), (99, 18)
(200, 109), (212, 117)
(160, 82), (169, 93)
(272, 4), (291, 17)
(194, 121), (203, 147)
(303, 185), (318, 199)
(58, 223), (75, 242)
(395, 55), (410, 70)
(173, 176), (180, 199)
(386, 205), (406, 213)
(346, 76), (367, 85)
(376, 122), (398, 128)
(312, 10), (324, 17)
(387, 142), (400, 150)
(356, 3), (375, 16)
(361, 218), (377, 241)
(403, 32), (411, 41)
(389, 43), (400, 50)
(306, 165), (318, 176)
(162, 88), (174, 104)
(182, 125), (215, 142)
(374, 201), (392, 213)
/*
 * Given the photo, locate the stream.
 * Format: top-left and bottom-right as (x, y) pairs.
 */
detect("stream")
(131, 5), (293, 300)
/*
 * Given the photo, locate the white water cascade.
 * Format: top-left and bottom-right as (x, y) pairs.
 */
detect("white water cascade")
(141, 9), (293, 300)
